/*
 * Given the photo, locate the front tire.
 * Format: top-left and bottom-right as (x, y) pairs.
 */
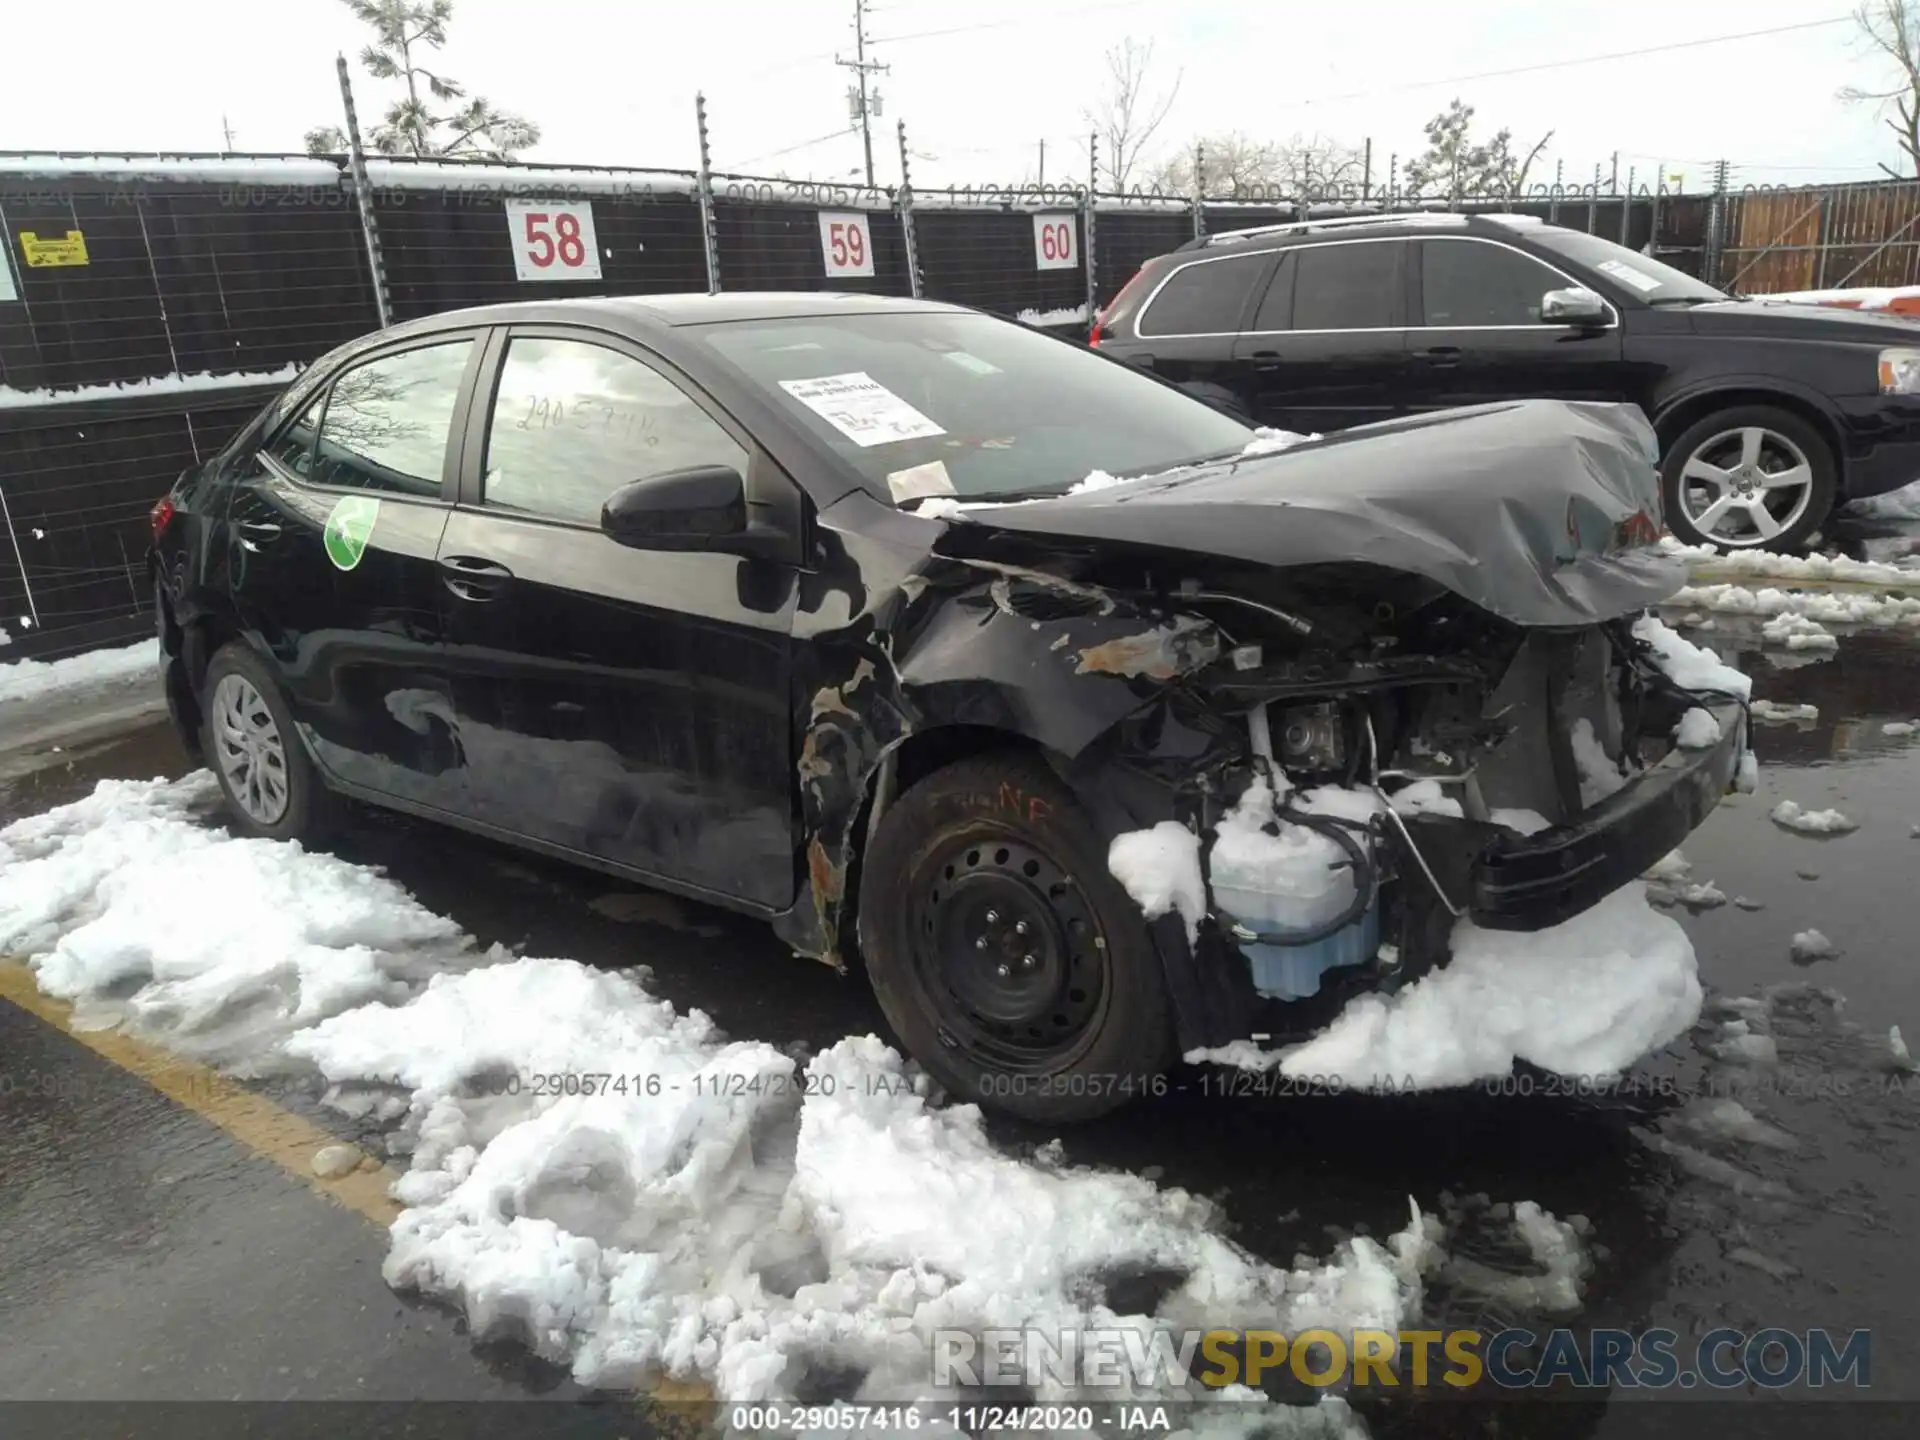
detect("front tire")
(858, 752), (1174, 1123)
(201, 642), (339, 842)
(1660, 405), (1835, 551)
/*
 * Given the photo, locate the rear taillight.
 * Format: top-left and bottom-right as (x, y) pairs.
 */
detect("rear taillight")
(149, 496), (175, 541)
(1094, 265), (1153, 346)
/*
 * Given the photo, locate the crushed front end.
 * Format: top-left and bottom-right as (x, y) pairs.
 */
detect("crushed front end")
(1078, 562), (1752, 1049)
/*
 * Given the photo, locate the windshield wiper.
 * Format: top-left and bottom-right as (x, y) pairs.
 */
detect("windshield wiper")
(1647, 295), (1716, 307)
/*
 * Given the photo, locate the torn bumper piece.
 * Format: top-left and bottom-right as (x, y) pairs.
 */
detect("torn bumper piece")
(1464, 698), (1747, 929)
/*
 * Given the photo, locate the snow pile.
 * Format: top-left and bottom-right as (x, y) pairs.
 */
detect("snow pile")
(1673, 709), (1721, 750)
(0, 637), (159, 706)
(1850, 480), (1920, 522)
(1107, 822), (1205, 945)
(1669, 582), (1920, 630)
(1630, 615), (1751, 699)
(1642, 850), (1690, 883)
(1751, 700), (1819, 724)
(1673, 1098), (1797, 1152)
(1789, 929), (1836, 964)
(1885, 721), (1917, 737)
(1438, 1201), (1591, 1316)
(3, 774), (1463, 1412)
(0, 775), (480, 1064)
(1758, 612), (1838, 651)
(909, 497), (967, 521)
(1194, 887), (1701, 1089)
(1770, 800), (1858, 835)
(1015, 304), (1091, 327)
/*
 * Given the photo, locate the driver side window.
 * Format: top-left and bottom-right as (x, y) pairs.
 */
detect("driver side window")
(482, 335), (750, 526)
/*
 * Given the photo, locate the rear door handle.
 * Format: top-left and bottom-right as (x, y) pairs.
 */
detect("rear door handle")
(1417, 345), (1463, 367)
(234, 519), (282, 553)
(1248, 349), (1283, 371)
(438, 554), (514, 602)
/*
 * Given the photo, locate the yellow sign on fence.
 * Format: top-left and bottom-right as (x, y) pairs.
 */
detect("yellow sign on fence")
(19, 230), (89, 267)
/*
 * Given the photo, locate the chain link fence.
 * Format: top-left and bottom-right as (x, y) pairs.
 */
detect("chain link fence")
(1, 144), (1912, 660)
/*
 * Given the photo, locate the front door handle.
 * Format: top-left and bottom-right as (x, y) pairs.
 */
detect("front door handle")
(1248, 349), (1283, 371)
(1417, 345), (1462, 368)
(438, 554), (514, 602)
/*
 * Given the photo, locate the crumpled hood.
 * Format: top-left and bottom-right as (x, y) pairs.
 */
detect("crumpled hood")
(938, 398), (1684, 628)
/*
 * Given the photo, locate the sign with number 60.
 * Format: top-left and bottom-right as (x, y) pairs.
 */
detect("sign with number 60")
(819, 211), (875, 278)
(1034, 214), (1078, 270)
(504, 199), (603, 282)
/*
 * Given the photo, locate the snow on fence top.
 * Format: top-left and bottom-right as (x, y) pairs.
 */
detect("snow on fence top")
(360, 158), (700, 197)
(0, 364), (302, 413)
(1762, 285), (1920, 316)
(0, 153), (344, 186)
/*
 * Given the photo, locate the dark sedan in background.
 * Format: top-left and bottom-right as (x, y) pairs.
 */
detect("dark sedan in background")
(150, 292), (1745, 1120)
(1092, 212), (1920, 551)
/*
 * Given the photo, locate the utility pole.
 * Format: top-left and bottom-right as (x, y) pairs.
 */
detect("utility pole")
(1038, 138), (1045, 187)
(835, 0), (888, 188)
(221, 114), (236, 153)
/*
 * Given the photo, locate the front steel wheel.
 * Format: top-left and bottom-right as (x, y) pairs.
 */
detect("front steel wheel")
(859, 752), (1174, 1122)
(1661, 406), (1835, 551)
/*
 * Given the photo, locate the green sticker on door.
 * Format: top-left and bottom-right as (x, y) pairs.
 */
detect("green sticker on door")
(323, 496), (380, 571)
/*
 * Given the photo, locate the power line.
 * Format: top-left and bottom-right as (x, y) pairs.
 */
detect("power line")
(1285, 15), (1854, 109)
(871, 0), (1157, 47)
(717, 125), (860, 173)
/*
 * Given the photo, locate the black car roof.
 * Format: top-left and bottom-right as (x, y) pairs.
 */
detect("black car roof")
(383, 291), (967, 337)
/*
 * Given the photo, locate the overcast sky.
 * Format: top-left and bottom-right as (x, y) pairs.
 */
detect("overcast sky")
(0, 0), (1901, 192)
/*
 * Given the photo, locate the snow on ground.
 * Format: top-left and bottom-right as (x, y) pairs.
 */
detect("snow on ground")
(1758, 612), (1838, 651)
(1751, 700), (1819, 724)
(1630, 615), (1751, 699)
(0, 638), (159, 709)
(1789, 929), (1837, 964)
(1850, 479), (1920, 522)
(1669, 581), (1920, 631)
(9, 772), (1540, 1417)
(1191, 887), (1702, 1089)
(1658, 536), (1920, 589)
(1770, 800), (1858, 835)
(1015, 304), (1090, 327)
(1885, 721), (1917, 737)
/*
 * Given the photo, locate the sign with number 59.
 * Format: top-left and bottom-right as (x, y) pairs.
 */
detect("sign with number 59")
(819, 211), (875, 278)
(1033, 214), (1078, 270)
(504, 199), (603, 281)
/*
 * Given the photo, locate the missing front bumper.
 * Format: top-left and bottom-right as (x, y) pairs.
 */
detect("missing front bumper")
(1463, 699), (1746, 929)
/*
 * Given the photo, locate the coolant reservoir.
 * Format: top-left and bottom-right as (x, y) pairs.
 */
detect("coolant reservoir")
(1210, 777), (1379, 1001)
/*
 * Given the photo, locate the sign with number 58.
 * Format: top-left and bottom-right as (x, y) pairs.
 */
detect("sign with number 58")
(819, 211), (875, 278)
(504, 199), (603, 281)
(1034, 214), (1078, 270)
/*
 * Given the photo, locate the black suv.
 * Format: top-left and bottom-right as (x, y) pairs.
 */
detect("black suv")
(1093, 212), (1920, 550)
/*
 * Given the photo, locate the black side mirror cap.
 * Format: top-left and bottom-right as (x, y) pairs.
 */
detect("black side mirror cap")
(601, 465), (787, 560)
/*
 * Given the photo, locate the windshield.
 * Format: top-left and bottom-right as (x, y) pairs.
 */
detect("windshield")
(696, 311), (1254, 504)
(1530, 230), (1727, 304)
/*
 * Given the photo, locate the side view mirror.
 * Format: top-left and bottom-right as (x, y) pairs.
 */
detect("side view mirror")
(600, 465), (787, 560)
(1541, 288), (1608, 326)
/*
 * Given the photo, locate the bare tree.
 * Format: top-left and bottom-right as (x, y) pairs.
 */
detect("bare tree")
(1083, 38), (1182, 190)
(1143, 132), (1367, 199)
(1840, 1), (1920, 178)
(307, 0), (539, 159)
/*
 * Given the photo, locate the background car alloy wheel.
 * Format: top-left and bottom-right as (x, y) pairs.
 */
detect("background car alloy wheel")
(210, 672), (291, 826)
(1676, 424), (1816, 547)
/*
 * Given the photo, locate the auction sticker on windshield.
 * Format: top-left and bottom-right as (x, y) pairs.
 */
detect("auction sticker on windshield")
(1595, 259), (1663, 293)
(779, 372), (946, 447)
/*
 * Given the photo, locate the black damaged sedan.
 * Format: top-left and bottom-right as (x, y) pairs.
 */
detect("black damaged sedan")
(149, 292), (1749, 1120)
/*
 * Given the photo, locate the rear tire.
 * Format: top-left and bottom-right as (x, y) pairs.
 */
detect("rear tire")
(1660, 404), (1835, 551)
(200, 642), (340, 843)
(857, 752), (1174, 1123)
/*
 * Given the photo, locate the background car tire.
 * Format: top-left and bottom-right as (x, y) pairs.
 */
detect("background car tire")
(858, 751), (1174, 1122)
(1660, 404), (1836, 551)
(200, 642), (341, 843)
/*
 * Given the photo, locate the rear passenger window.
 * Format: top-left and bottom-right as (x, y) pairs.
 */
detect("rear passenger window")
(309, 341), (473, 497)
(1292, 242), (1401, 330)
(1138, 255), (1267, 337)
(1422, 238), (1566, 326)
(1250, 251), (1295, 331)
(482, 336), (750, 526)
